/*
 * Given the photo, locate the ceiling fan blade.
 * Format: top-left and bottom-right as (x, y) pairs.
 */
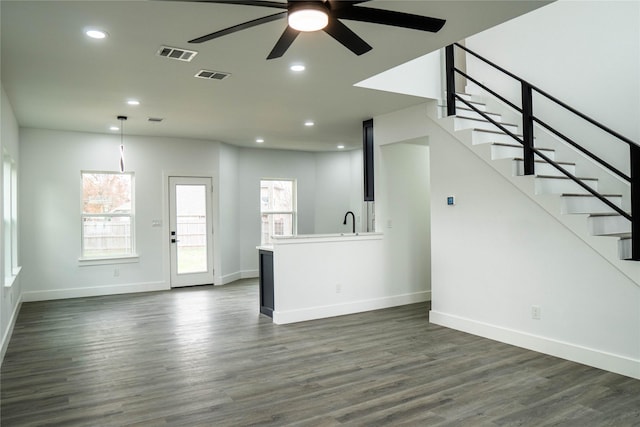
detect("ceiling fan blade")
(189, 11), (287, 43)
(182, 0), (287, 9)
(322, 17), (372, 56)
(326, 0), (371, 10)
(333, 6), (446, 33)
(267, 26), (300, 59)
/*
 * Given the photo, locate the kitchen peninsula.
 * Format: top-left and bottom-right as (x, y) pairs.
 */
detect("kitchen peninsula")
(258, 233), (406, 324)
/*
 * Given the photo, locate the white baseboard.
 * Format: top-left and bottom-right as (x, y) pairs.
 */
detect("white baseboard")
(218, 270), (259, 285)
(273, 291), (430, 325)
(1, 293), (23, 365)
(22, 281), (169, 302)
(429, 310), (640, 380)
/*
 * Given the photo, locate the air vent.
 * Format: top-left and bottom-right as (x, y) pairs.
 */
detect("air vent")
(148, 117), (163, 123)
(195, 70), (231, 81)
(157, 46), (198, 62)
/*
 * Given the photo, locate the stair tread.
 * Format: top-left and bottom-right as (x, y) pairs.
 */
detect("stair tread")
(514, 158), (575, 165)
(456, 98), (486, 106)
(562, 193), (622, 198)
(456, 116), (519, 126)
(537, 174), (598, 181)
(473, 128), (523, 136)
(492, 142), (553, 151)
(589, 212), (631, 218)
(456, 106), (500, 115)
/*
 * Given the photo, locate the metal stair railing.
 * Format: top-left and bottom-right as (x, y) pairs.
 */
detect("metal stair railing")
(445, 43), (639, 260)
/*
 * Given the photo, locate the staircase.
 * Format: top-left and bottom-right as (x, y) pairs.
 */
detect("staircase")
(435, 92), (638, 282)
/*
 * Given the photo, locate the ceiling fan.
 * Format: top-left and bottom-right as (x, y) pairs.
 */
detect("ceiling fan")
(185, 0), (446, 59)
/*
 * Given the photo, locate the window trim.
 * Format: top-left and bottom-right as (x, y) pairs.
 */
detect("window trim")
(80, 170), (137, 261)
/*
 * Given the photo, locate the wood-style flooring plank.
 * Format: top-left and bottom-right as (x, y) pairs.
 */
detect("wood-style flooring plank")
(2, 279), (639, 426)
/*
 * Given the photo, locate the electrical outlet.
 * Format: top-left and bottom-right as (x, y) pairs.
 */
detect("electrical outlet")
(114, 269), (120, 277)
(531, 305), (541, 320)
(336, 283), (342, 294)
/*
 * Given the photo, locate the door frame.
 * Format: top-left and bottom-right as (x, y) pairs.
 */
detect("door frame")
(162, 172), (219, 289)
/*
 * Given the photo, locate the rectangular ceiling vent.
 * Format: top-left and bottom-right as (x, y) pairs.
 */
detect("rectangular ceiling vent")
(157, 46), (198, 62)
(195, 70), (231, 81)
(148, 117), (164, 123)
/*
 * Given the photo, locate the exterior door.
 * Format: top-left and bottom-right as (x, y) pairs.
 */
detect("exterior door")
(169, 176), (214, 287)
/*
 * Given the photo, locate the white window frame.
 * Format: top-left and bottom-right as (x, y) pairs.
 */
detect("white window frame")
(3, 150), (20, 287)
(260, 179), (297, 245)
(79, 171), (137, 263)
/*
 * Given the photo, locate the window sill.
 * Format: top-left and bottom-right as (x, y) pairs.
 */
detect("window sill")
(78, 255), (139, 266)
(4, 266), (22, 288)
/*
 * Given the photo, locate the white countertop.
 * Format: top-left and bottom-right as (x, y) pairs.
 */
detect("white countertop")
(256, 233), (383, 250)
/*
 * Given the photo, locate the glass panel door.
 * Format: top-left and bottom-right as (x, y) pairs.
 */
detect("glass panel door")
(169, 176), (213, 287)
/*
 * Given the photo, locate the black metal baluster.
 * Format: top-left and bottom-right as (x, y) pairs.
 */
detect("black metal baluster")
(445, 44), (456, 117)
(631, 143), (640, 260)
(521, 82), (535, 176)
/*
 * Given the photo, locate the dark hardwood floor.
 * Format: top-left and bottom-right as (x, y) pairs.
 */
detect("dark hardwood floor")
(2, 279), (639, 426)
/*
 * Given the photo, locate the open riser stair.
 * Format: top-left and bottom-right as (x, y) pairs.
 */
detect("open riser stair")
(439, 43), (638, 271)
(436, 97), (637, 286)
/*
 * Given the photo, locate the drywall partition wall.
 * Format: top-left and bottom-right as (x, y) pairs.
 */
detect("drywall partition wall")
(373, 103), (433, 298)
(464, 0), (639, 176)
(218, 143), (241, 284)
(427, 119), (640, 379)
(19, 128), (221, 301)
(379, 143), (431, 297)
(1, 85), (22, 361)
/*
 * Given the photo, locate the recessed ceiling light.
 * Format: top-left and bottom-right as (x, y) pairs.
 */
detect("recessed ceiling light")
(256, 138), (264, 144)
(85, 29), (107, 39)
(304, 121), (315, 127)
(337, 145), (345, 150)
(127, 99), (140, 106)
(109, 126), (119, 131)
(290, 64), (305, 72)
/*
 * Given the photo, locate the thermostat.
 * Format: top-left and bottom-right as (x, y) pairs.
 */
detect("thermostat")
(447, 196), (455, 206)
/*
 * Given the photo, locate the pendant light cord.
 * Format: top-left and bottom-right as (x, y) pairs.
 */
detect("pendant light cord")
(117, 115), (127, 173)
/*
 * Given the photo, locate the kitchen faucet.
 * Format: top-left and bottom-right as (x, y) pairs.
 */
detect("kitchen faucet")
(343, 211), (355, 234)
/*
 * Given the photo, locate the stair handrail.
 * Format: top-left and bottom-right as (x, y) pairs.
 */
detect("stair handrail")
(444, 43), (639, 261)
(452, 43), (638, 149)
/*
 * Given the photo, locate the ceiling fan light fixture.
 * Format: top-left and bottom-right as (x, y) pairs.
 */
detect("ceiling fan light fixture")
(288, 4), (328, 32)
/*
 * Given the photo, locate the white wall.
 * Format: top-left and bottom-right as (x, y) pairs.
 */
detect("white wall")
(314, 151), (363, 234)
(380, 142), (431, 297)
(218, 143), (241, 284)
(465, 0), (640, 175)
(373, 104), (433, 298)
(1, 84), (22, 361)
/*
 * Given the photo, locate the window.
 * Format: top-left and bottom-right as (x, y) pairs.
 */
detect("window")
(3, 151), (19, 286)
(81, 172), (135, 259)
(260, 179), (296, 245)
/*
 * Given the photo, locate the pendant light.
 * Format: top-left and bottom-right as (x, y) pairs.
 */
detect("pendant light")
(117, 115), (127, 173)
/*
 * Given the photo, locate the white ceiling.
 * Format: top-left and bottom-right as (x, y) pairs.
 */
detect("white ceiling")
(1, 1), (549, 151)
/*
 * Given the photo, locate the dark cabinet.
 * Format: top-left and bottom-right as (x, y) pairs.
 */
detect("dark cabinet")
(258, 250), (274, 318)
